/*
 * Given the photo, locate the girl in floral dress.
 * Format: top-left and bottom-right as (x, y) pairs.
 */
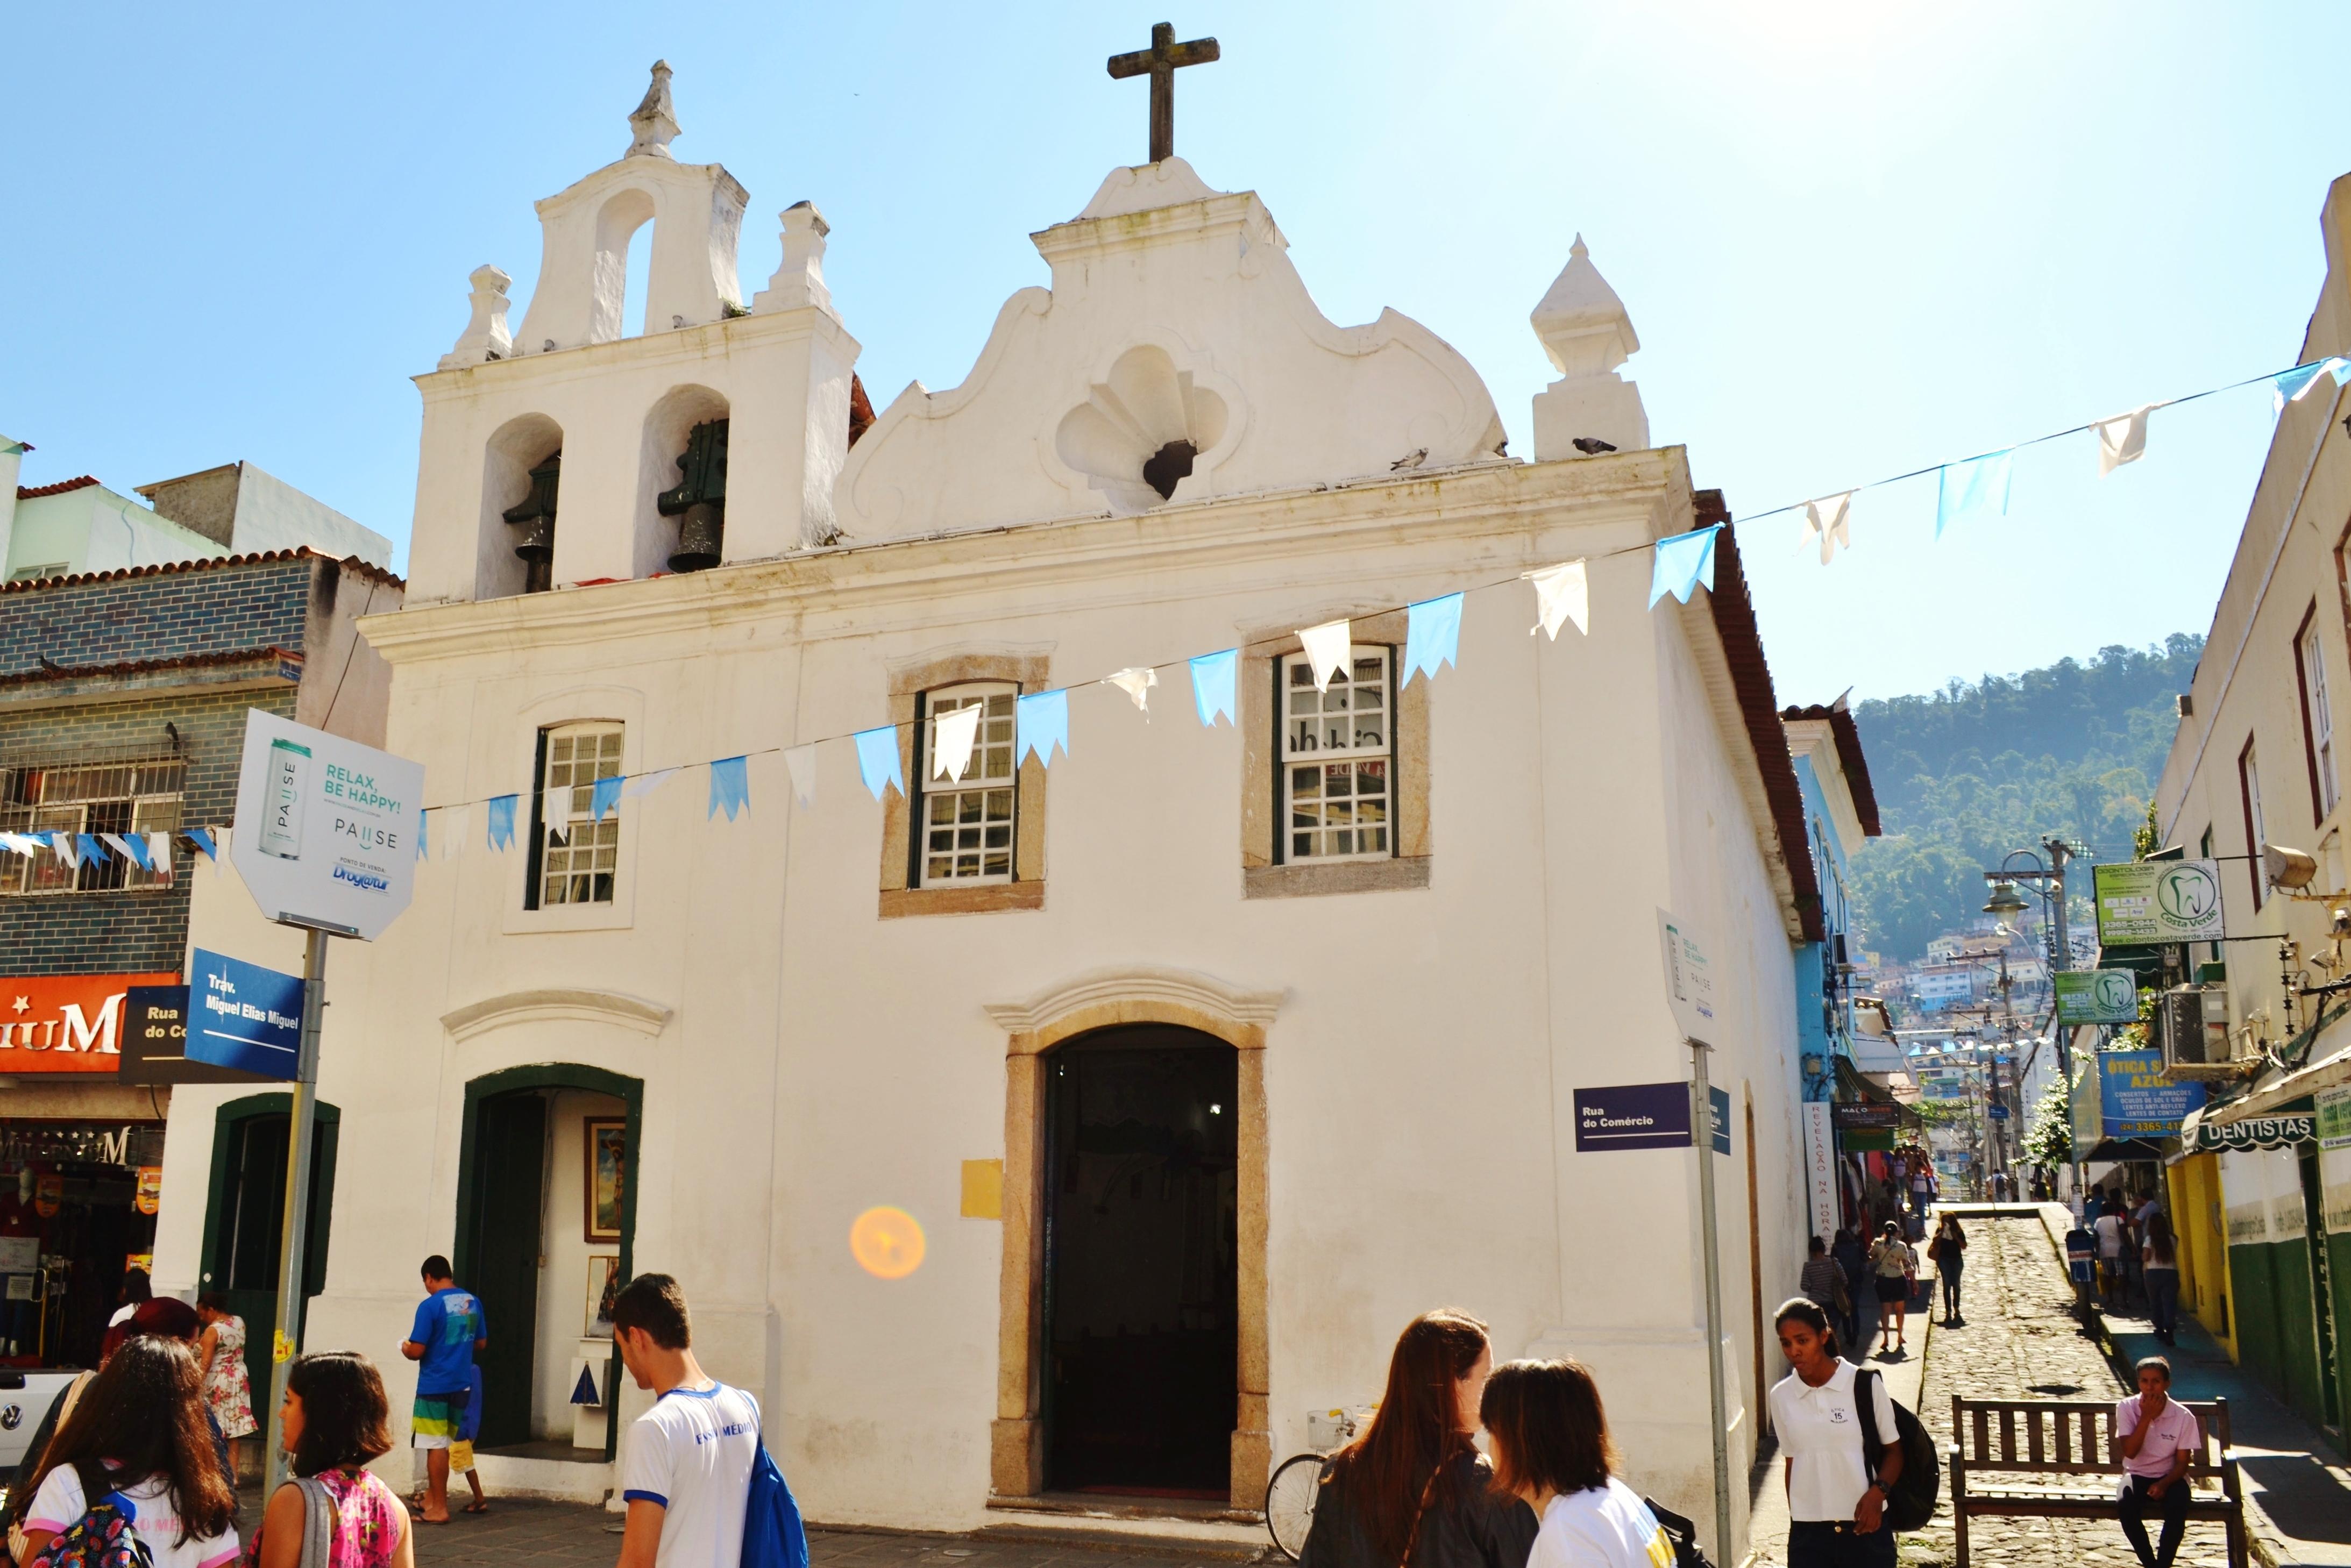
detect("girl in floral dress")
(196, 1295), (259, 1448)
(251, 1352), (413, 1568)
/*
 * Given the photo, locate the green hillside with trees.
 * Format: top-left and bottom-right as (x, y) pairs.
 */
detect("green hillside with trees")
(1848, 633), (2205, 963)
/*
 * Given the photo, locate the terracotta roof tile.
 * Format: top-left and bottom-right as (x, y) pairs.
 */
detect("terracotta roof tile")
(1780, 701), (1884, 836)
(0, 547), (404, 596)
(15, 475), (100, 500)
(0, 645), (303, 689)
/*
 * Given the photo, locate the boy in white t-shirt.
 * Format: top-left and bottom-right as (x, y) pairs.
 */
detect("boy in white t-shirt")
(613, 1273), (761, 1568)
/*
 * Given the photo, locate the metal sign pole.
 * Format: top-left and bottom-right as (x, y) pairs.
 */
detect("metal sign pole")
(1688, 1039), (1732, 1564)
(260, 924), (330, 1494)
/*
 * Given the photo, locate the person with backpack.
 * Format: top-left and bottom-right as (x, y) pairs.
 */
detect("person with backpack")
(610, 1274), (764, 1568)
(1770, 1298), (1911, 1567)
(249, 1351), (413, 1568)
(11, 1336), (239, 1568)
(1478, 1357), (1675, 1568)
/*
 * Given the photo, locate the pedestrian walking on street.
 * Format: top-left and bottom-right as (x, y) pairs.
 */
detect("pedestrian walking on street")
(1927, 1216), (1966, 1325)
(399, 1255), (486, 1527)
(610, 1273), (765, 1568)
(9, 1336), (240, 1568)
(2115, 1357), (2201, 1568)
(1831, 1229), (1871, 1360)
(2142, 1212), (2182, 1346)
(2094, 1205), (2130, 1309)
(1800, 1236), (1847, 1318)
(1479, 1357), (1674, 1568)
(97, 1266), (153, 1363)
(251, 1351), (414, 1568)
(1298, 1309), (1536, 1568)
(2065, 1214), (2100, 1320)
(195, 1295), (259, 1459)
(1768, 1298), (1904, 1568)
(1907, 1157), (1933, 1221)
(1866, 1222), (1916, 1357)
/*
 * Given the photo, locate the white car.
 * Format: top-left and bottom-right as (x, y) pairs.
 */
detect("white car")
(0, 1370), (87, 1483)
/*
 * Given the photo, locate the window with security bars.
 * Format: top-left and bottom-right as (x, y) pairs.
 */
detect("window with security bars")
(918, 685), (1018, 884)
(530, 723), (623, 907)
(1281, 648), (1393, 861)
(0, 758), (184, 895)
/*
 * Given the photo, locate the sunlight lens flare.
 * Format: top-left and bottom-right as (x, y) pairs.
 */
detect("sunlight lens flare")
(850, 1205), (926, 1279)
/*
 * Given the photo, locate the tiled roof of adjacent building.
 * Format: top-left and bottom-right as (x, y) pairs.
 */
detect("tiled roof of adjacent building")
(0, 644), (304, 690)
(1780, 700), (1884, 836)
(14, 475), (101, 500)
(0, 546), (405, 596)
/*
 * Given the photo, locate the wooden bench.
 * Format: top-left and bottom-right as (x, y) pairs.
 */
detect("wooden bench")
(1949, 1396), (2247, 1568)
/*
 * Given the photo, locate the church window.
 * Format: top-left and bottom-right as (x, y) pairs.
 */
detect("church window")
(1280, 648), (1392, 861)
(527, 722), (623, 907)
(0, 757), (183, 895)
(917, 685), (1018, 884)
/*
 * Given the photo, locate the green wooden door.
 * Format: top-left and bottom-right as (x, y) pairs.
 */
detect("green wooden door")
(201, 1099), (338, 1420)
(465, 1093), (547, 1448)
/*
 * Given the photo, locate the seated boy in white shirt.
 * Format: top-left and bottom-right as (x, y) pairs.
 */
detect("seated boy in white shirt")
(612, 1273), (762, 1568)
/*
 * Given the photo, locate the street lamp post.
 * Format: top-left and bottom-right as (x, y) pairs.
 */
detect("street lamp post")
(1985, 838), (2080, 1199)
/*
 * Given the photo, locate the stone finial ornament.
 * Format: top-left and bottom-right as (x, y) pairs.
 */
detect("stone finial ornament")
(752, 201), (833, 315)
(439, 264), (514, 369)
(628, 60), (680, 159)
(1529, 234), (1649, 460)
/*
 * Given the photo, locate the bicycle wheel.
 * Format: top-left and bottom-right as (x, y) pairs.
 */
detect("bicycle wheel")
(1265, 1451), (1326, 1562)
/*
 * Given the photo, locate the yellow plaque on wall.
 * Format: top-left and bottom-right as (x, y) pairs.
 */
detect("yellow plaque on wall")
(960, 1158), (1004, 1219)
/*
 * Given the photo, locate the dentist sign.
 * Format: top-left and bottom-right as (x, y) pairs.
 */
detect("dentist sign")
(230, 710), (424, 940)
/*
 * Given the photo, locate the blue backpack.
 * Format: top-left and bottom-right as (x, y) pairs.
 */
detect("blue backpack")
(28, 1465), (152, 1568)
(739, 1422), (807, 1568)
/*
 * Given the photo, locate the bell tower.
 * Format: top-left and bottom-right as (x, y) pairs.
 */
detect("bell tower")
(405, 62), (861, 604)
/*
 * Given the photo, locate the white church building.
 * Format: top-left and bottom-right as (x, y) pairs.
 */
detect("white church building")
(154, 61), (1837, 1558)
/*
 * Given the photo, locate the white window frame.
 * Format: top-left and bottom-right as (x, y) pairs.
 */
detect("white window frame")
(2302, 619), (2338, 818)
(1279, 646), (1394, 864)
(917, 683), (1019, 886)
(0, 758), (183, 896)
(531, 721), (624, 908)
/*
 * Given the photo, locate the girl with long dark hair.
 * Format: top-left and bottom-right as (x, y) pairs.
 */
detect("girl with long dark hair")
(12, 1336), (239, 1568)
(2141, 1211), (2182, 1345)
(1928, 1216), (1966, 1326)
(1481, 1358), (1673, 1568)
(1769, 1298), (1903, 1568)
(250, 1351), (412, 1568)
(1298, 1310), (1536, 1568)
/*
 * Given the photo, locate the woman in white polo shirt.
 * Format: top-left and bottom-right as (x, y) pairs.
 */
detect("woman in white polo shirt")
(1768, 1298), (1904, 1568)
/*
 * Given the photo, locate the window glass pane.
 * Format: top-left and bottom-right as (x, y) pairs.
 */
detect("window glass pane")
(918, 683), (1020, 883)
(1280, 660), (1396, 861)
(538, 722), (623, 906)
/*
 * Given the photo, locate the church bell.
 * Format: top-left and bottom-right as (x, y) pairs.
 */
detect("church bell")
(501, 453), (562, 592)
(659, 419), (730, 572)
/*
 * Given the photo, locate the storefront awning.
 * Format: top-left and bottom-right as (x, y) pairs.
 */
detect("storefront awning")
(2177, 1094), (2317, 1152)
(2082, 1136), (2172, 1163)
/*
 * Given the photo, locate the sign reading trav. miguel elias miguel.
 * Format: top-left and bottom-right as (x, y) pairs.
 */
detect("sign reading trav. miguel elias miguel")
(0, 974), (184, 1073)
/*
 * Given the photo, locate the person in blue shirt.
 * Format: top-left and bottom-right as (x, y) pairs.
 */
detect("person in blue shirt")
(2065, 1220), (2099, 1322)
(400, 1254), (486, 1526)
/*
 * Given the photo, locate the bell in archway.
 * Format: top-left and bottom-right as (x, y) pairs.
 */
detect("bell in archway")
(659, 419), (729, 572)
(502, 453), (562, 593)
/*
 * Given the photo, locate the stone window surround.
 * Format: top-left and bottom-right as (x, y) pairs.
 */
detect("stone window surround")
(878, 649), (1052, 918)
(1240, 607), (1431, 899)
(982, 965), (1281, 1506)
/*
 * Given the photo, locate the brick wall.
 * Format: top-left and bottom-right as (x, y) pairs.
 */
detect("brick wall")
(1, 556), (316, 675)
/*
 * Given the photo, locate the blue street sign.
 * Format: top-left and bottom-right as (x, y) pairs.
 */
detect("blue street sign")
(188, 948), (304, 1080)
(1987, 1104), (2011, 1121)
(1575, 1082), (1732, 1154)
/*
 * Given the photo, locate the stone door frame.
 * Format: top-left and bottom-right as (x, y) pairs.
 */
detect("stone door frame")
(983, 966), (1283, 1505)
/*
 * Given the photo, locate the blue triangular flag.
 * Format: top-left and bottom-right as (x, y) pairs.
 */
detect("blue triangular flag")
(1190, 648), (1238, 726)
(708, 757), (749, 821)
(854, 728), (904, 801)
(486, 795), (517, 851)
(119, 834), (154, 873)
(571, 1363), (599, 1405)
(2275, 361), (2328, 411)
(1935, 451), (2014, 539)
(591, 774), (623, 823)
(1017, 690), (1069, 766)
(416, 810), (429, 861)
(1403, 594), (1464, 686)
(77, 833), (110, 865)
(187, 826), (217, 863)
(1647, 525), (1722, 608)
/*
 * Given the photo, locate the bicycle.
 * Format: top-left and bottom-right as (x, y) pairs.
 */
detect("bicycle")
(1265, 1408), (1368, 1562)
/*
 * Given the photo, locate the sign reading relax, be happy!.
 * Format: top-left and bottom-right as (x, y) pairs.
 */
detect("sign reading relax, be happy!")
(230, 710), (425, 939)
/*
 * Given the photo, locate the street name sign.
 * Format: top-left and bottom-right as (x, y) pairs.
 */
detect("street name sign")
(187, 949), (304, 1080)
(2054, 968), (2140, 1025)
(1575, 1081), (1731, 1153)
(231, 710), (424, 939)
(1656, 908), (1720, 1046)
(2092, 860), (2225, 945)
(120, 985), (271, 1086)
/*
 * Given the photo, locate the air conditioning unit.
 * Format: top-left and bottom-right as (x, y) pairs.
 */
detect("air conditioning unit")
(2161, 984), (2235, 1077)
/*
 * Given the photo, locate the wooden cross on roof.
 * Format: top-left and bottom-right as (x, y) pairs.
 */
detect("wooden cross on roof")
(1107, 22), (1220, 165)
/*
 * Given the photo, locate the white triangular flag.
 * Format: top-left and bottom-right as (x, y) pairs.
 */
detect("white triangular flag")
(1524, 561), (1590, 640)
(146, 832), (172, 878)
(443, 805), (470, 860)
(622, 768), (679, 800)
(1104, 667), (1159, 717)
(785, 744), (818, 808)
(51, 833), (79, 868)
(2094, 405), (2152, 476)
(1800, 493), (1854, 565)
(1298, 620), (1352, 692)
(933, 704), (982, 780)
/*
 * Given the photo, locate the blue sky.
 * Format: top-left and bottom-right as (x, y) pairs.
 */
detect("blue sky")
(6, 2), (2346, 704)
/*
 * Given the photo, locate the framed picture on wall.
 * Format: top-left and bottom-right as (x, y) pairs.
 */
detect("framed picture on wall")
(585, 1118), (627, 1243)
(586, 1253), (620, 1337)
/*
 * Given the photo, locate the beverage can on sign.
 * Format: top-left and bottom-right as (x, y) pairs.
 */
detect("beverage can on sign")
(258, 738), (310, 860)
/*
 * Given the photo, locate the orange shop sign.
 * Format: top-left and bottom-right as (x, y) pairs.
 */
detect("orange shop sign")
(0, 973), (182, 1074)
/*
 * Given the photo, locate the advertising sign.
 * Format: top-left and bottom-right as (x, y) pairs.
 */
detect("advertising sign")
(1801, 1102), (1838, 1245)
(2092, 860), (2225, 945)
(2055, 969), (2140, 1025)
(0, 973), (183, 1074)
(188, 949), (305, 1081)
(120, 986), (271, 1086)
(2314, 1086), (2350, 1152)
(2186, 1105), (2316, 1153)
(230, 710), (424, 940)
(2096, 1049), (2206, 1136)
(1657, 909), (1720, 1046)
(1575, 1082), (1731, 1153)
(1832, 1103), (1905, 1129)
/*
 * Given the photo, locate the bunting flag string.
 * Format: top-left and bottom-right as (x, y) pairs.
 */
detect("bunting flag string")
(1403, 594), (1462, 685)
(1104, 667), (1158, 716)
(591, 774), (624, 823)
(186, 827), (217, 864)
(623, 768), (678, 800)
(1017, 690), (1069, 767)
(442, 806), (470, 860)
(1525, 560), (1589, 639)
(1935, 451), (2013, 539)
(2094, 407), (2151, 476)
(933, 704), (982, 780)
(1800, 493), (1853, 565)
(487, 795), (517, 851)
(1190, 648), (1238, 726)
(1648, 525), (1721, 607)
(785, 745), (819, 808)
(1298, 619), (1351, 692)
(854, 728), (903, 802)
(709, 757), (750, 821)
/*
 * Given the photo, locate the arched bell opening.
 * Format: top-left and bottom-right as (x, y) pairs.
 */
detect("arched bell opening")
(480, 414), (564, 599)
(589, 188), (658, 346)
(635, 384), (730, 576)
